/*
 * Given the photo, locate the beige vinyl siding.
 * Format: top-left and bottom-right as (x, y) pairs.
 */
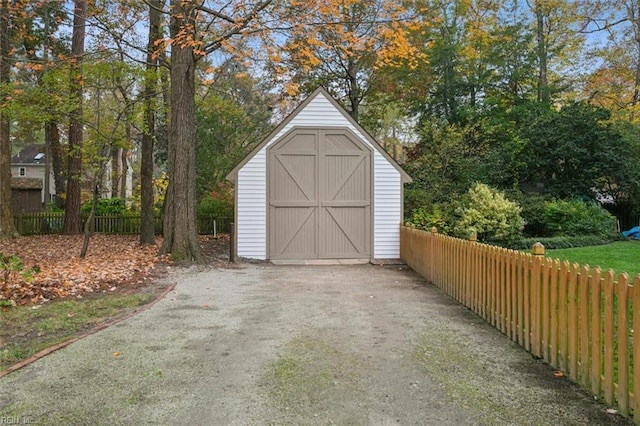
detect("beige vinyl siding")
(235, 92), (403, 260)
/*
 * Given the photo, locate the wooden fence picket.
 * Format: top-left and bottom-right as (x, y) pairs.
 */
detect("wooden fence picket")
(541, 258), (551, 362)
(558, 261), (570, 373)
(633, 275), (640, 418)
(601, 270), (615, 406)
(549, 259), (560, 367)
(568, 263), (579, 381)
(591, 267), (602, 397)
(579, 265), (590, 389)
(618, 273), (630, 416)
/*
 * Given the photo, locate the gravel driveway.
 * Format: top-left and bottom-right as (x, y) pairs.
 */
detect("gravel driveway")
(0, 264), (629, 425)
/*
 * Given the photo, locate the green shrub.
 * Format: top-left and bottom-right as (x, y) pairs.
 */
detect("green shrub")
(197, 182), (234, 218)
(404, 187), (433, 220)
(45, 202), (64, 213)
(494, 234), (624, 251)
(452, 183), (524, 243)
(518, 194), (553, 237)
(542, 199), (616, 237)
(81, 197), (127, 216)
(406, 204), (451, 234)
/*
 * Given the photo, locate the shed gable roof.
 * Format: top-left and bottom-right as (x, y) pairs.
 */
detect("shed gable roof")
(226, 87), (411, 183)
(11, 177), (43, 190)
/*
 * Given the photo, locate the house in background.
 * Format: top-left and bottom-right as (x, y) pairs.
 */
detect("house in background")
(11, 144), (55, 212)
(11, 143), (135, 213)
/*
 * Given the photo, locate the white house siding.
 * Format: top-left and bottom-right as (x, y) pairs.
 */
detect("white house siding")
(236, 92), (403, 260)
(237, 150), (267, 259)
(373, 151), (402, 258)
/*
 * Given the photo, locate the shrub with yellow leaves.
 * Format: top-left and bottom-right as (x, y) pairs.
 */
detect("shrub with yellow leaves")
(453, 183), (524, 243)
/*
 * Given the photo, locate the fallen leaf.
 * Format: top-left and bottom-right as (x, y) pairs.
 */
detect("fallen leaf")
(554, 371), (564, 378)
(606, 408), (618, 414)
(113, 351), (121, 357)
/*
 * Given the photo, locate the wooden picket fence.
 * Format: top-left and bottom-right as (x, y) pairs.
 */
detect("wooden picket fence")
(400, 226), (640, 422)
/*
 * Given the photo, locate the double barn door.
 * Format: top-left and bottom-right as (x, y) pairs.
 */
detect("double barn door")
(268, 128), (371, 259)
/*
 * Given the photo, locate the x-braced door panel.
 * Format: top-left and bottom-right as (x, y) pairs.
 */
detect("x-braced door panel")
(268, 128), (371, 259)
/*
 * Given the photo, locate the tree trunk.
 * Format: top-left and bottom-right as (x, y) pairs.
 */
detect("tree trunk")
(46, 120), (65, 208)
(81, 155), (108, 258)
(634, 48), (640, 106)
(347, 59), (360, 121)
(111, 146), (121, 198)
(632, 2), (640, 106)
(0, 0), (15, 238)
(80, 183), (98, 259)
(120, 131), (129, 199)
(139, 0), (163, 246)
(159, 0), (202, 261)
(536, 5), (549, 103)
(63, 0), (86, 234)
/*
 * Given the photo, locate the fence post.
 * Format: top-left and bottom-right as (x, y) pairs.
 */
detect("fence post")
(467, 232), (477, 309)
(532, 242), (545, 257)
(229, 222), (235, 263)
(430, 227), (437, 284)
(531, 242), (545, 358)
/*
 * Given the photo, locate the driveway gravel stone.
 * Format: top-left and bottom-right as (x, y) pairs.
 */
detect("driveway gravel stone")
(0, 264), (630, 425)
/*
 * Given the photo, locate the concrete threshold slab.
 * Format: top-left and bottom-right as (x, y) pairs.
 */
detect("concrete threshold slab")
(271, 259), (371, 265)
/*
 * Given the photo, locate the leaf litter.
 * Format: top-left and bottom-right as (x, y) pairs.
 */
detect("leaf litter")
(0, 235), (170, 306)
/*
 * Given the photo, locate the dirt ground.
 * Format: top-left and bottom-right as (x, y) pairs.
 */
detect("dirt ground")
(0, 263), (631, 425)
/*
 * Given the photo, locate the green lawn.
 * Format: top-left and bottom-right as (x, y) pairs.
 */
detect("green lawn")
(546, 241), (640, 279)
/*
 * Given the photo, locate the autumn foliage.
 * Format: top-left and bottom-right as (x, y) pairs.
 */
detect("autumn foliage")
(0, 235), (168, 306)
(265, 0), (424, 113)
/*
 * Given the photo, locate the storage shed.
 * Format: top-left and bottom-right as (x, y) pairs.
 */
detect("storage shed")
(226, 87), (412, 262)
(11, 177), (44, 214)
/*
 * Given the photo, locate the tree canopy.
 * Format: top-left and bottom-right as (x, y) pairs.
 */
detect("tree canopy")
(0, 0), (639, 256)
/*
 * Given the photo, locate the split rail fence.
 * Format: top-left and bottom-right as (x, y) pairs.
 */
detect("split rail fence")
(400, 226), (640, 422)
